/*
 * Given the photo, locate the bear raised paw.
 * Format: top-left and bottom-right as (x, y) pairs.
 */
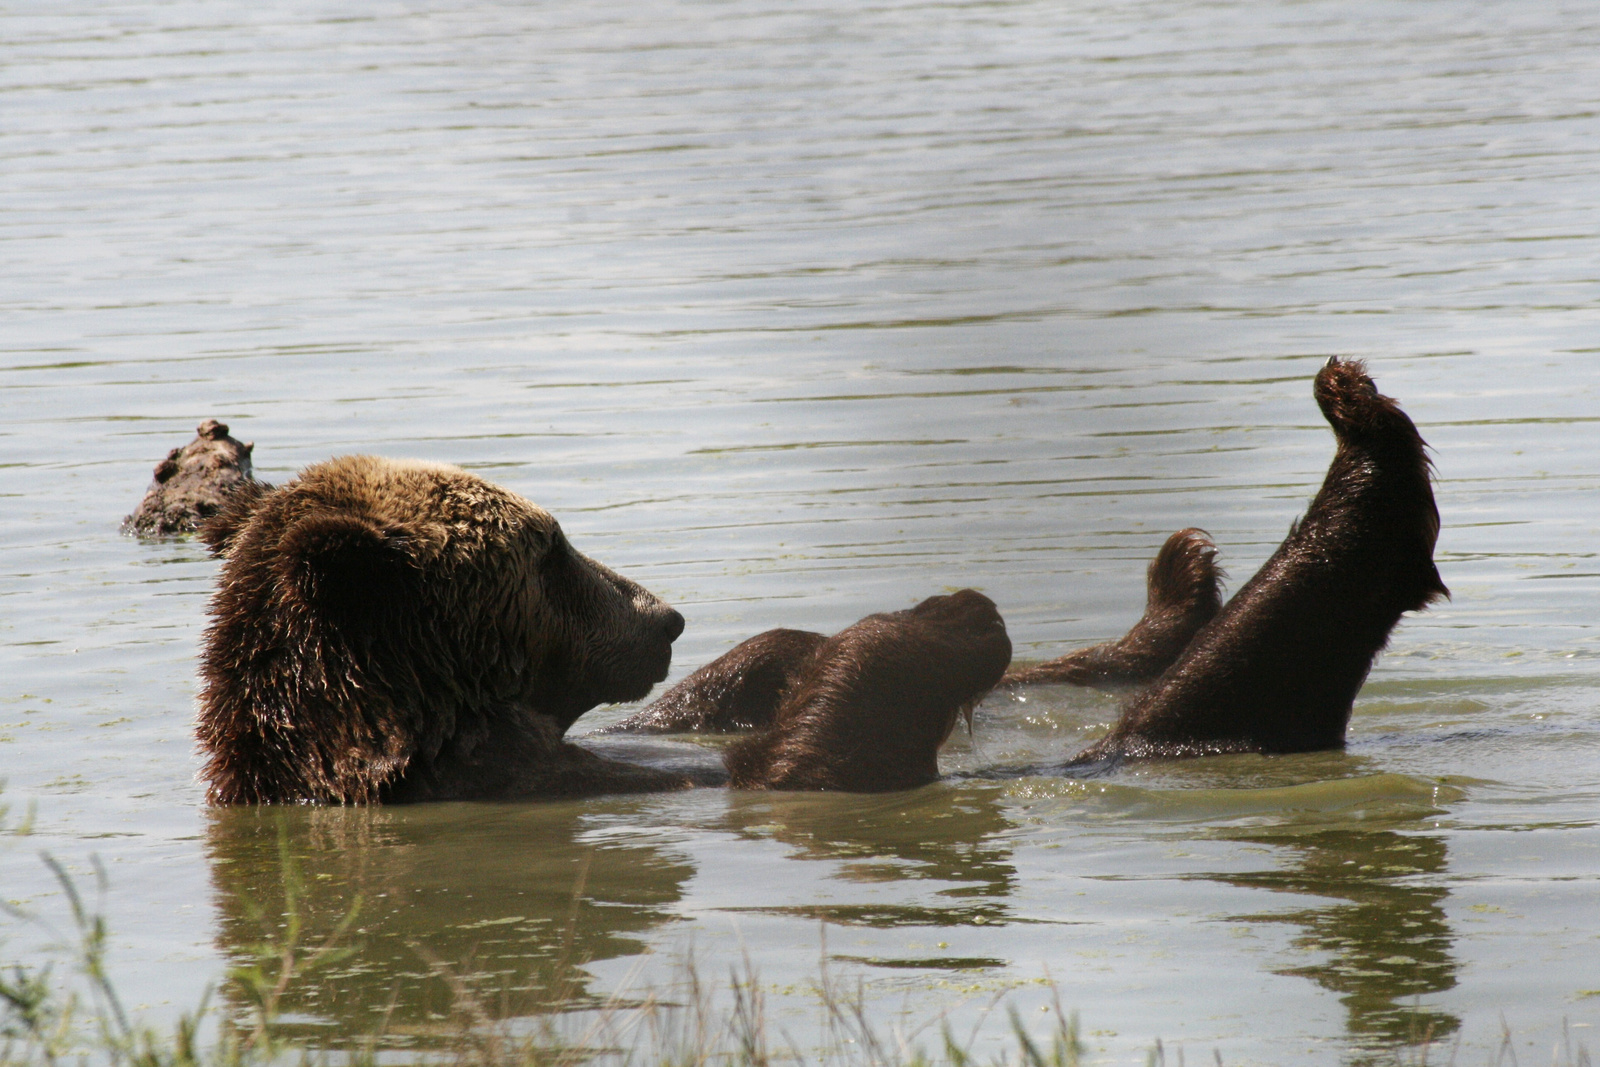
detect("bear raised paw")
(1079, 358), (1448, 761)
(1001, 528), (1223, 689)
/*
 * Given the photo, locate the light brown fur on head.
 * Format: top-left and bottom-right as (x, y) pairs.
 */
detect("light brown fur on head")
(196, 456), (686, 804)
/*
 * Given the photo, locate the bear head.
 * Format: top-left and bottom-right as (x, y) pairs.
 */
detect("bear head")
(196, 455), (684, 803)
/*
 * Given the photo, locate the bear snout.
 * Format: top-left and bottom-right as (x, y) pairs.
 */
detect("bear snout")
(610, 580), (683, 648)
(660, 607), (686, 643)
(638, 607), (680, 682)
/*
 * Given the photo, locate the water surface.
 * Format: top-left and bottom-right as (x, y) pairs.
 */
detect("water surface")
(4, 2), (1600, 1063)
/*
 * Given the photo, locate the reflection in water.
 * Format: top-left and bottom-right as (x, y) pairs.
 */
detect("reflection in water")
(719, 785), (1017, 932)
(204, 802), (692, 1050)
(1211, 826), (1459, 1057)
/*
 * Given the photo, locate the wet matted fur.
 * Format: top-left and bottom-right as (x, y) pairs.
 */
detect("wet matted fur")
(196, 456), (688, 803)
(726, 590), (1012, 792)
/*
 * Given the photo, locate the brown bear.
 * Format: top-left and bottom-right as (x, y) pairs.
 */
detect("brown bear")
(196, 455), (693, 803)
(196, 456), (999, 802)
(123, 419), (259, 537)
(725, 590), (1012, 792)
(1077, 358), (1447, 761)
(601, 627), (827, 734)
(1001, 528), (1223, 688)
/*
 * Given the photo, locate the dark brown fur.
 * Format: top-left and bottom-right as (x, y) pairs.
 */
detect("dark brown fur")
(1080, 359), (1447, 760)
(123, 419), (259, 537)
(196, 456), (689, 803)
(1002, 528), (1223, 688)
(602, 628), (827, 734)
(726, 590), (1012, 792)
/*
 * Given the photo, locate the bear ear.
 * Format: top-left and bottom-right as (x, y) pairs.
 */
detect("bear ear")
(275, 511), (417, 643)
(199, 480), (272, 557)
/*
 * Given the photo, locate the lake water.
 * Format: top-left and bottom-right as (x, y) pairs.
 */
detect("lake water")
(4, 1), (1600, 1063)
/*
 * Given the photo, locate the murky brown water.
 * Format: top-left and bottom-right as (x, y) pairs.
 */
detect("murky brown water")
(4, 2), (1600, 1063)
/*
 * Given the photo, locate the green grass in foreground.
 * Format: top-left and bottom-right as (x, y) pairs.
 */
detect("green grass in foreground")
(1, 830), (1098, 1067)
(2, 854), (1086, 1067)
(0, 806), (1591, 1067)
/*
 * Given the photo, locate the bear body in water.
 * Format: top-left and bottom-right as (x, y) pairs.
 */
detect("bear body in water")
(197, 456), (1005, 801)
(1002, 528), (1223, 688)
(195, 358), (1436, 799)
(1080, 358), (1447, 760)
(123, 419), (258, 537)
